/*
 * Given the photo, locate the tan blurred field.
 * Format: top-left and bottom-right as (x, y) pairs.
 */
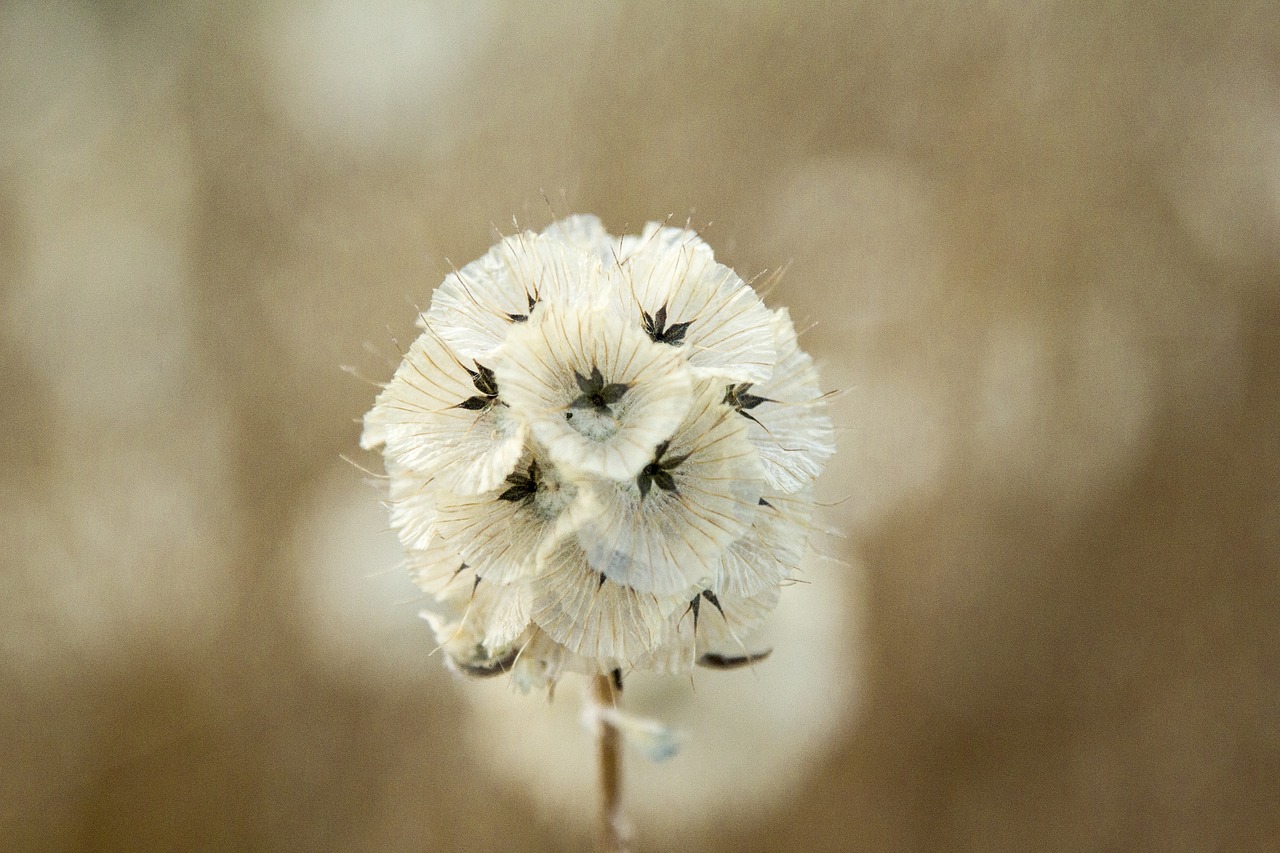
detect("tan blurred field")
(3, 1), (1278, 850)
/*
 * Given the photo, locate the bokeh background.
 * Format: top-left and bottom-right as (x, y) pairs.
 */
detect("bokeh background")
(4, 1), (1279, 850)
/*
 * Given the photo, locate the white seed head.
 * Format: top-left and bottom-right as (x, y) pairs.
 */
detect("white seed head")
(606, 223), (778, 384)
(495, 305), (692, 481)
(363, 325), (526, 495)
(574, 378), (764, 595)
(362, 216), (834, 689)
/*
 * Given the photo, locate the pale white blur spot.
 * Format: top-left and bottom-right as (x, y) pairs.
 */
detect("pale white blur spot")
(972, 304), (1154, 503)
(762, 156), (952, 531)
(289, 463), (447, 681)
(0, 0), (115, 163)
(458, 552), (863, 841)
(259, 0), (496, 153)
(831, 379), (954, 532)
(766, 155), (946, 342)
(1160, 64), (1280, 270)
(12, 221), (195, 421)
(0, 428), (236, 671)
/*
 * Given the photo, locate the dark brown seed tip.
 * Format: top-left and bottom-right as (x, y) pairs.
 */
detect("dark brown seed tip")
(697, 649), (772, 670)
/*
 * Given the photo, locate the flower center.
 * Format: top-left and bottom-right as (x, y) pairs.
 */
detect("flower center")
(724, 382), (772, 425)
(456, 362), (500, 411)
(642, 303), (692, 346)
(565, 365), (629, 442)
(497, 459), (575, 521)
(635, 440), (690, 498)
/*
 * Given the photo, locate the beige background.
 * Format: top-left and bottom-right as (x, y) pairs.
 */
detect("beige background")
(3, 1), (1278, 850)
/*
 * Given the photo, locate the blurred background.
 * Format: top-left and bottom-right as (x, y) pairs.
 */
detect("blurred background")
(3, 1), (1279, 850)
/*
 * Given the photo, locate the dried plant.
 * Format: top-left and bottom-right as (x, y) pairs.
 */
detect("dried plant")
(361, 216), (834, 850)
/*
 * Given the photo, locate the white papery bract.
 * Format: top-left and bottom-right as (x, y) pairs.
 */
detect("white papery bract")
(432, 446), (581, 585)
(538, 214), (618, 261)
(496, 305), (692, 481)
(362, 216), (834, 690)
(728, 308), (835, 493)
(423, 228), (598, 359)
(712, 488), (815, 599)
(607, 222), (776, 384)
(575, 379), (763, 595)
(636, 583), (783, 677)
(531, 533), (680, 669)
(362, 325), (526, 495)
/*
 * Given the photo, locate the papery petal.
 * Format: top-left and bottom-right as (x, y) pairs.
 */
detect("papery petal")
(731, 308), (835, 493)
(577, 379), (764, 595)
(615, 220), (715, 267)
(496, 306), (692, 481)
(481, 583), (534, 653)
(407, 530), (532, 653)
(693, 584), (779, 660)
(419, 571), (532, 658)
(508, 628), (578, 694)
(632, 584), (779, 676)
(539, 214), (618, 261)
(363, 325), (526, 494)
(432, 449), (581, 585)
(607, 222), (776, 383)
(530, 534), (683, 667)
(626, 628), (696, 676)
(712, 488), (816, 599)
(423, 230), (600, 359)
(385, 465), (436, 552)
(405, 534), (472, 602)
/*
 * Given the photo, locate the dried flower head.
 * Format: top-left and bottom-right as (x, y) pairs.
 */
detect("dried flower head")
(362, 216), (834, 692)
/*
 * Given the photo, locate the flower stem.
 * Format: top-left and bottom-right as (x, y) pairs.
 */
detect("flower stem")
(589, 670), (629, 852)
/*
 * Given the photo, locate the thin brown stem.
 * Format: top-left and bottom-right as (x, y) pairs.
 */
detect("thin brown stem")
(588, 671), (629, 852)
